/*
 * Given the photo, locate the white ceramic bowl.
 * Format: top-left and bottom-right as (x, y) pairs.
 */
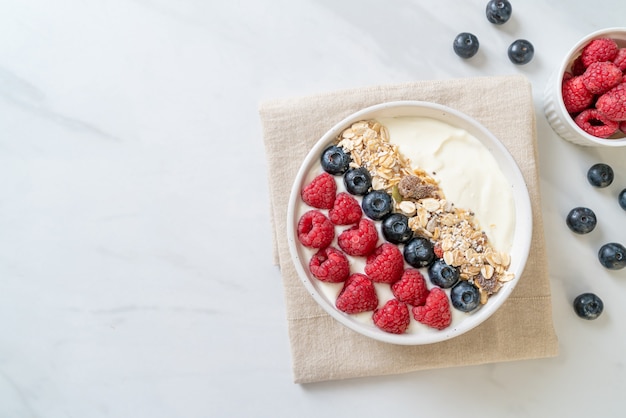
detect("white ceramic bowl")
(544, 27), (626, 146)
(287, 101), (532, 345)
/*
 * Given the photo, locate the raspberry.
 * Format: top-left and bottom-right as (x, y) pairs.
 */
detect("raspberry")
(574, 109), (619, 138)
(329, 192), (362, 225)
(570, 56), (586, 76)
(335, 273), (379, 314)
(562, 76), (594, 114)
(391, 269), (429, 306)
(412, 287), (452, 330)
(614, 48), (626, 72)
(301, 172), (337, 209)
(562, 72), (573, 84)
(581, 38), (619, 68)
(309, 247), (350, 283)
(620, 121), (626, 135)
(373, 299), (410, 334)
(337, 219), (378, 256)
(581, 61), (622, 95)
(596, 83), (626, 121)
(364, 243), (404, 284)
(433, 243), (444, 259)
(297, 210), (334, 249)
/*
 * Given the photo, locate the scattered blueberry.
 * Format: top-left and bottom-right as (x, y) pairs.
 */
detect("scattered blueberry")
(620, 189), (626, 210)
(587, 163), (614, 188)
(485, 0), (512, 24)
(403, 237), (435, 268)
(428, 259), (460, 288)
(451, 281), (481, 312)
(598, 242), (626, 270)
(343, 167), (372, 195)
(508, 39), (534, 65)
(320, 145), (351, 175)
(361, 190), (393, 220)
(573, 293), (604, 320)
(453, 32), (480, 59)
(381, 213), (413, 244)
(566, 207), (597, 234)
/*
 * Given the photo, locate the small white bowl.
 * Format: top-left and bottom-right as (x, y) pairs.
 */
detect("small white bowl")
(543, 27), (626, 147)
(286, 101), (532, 345)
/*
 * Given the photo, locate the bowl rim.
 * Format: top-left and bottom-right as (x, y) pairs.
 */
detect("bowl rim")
(553, 27), (626, 146)
(286, 100), (533, 345)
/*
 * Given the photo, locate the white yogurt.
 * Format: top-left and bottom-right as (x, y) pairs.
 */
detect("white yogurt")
(377, 116), (515, 253)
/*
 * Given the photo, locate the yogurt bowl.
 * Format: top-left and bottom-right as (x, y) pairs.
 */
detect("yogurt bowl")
(287, 101), (532, 345)
(543, 27), (626, 146)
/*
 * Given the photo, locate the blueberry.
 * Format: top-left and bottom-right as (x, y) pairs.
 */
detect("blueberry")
(343, 167), (372, 195)
(403, 237), (435, 268)
(381, 213), (413, 244)
(620, 189), (626, 210)
(428, 259), (460, 288)
(508, 39), (534, 65)
(573, 293), (604, 320)
(451, 281), (481, 312)
(598, 242), (626, 270)
(485, 0), (512, 25)
(320, 145), (351, 175)
(587, 163), (614, 188)
(566, 207), (597, 234)
(361, 190), (393, 220)
(453, 32), (479, 59)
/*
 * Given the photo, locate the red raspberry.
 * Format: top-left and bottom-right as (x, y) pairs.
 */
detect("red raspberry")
(309, 247), (350, 283)
(570, 56), (586, 76)
(581, 61), (622, 95)
(620, 121), (626, 135)
(614, 48), (626, 72)
(373, 299), (410, 334)
(329, 192), (362, 225)
(297, 210), (334, 249)
(596, 83), (626, 121)
(337, 219), (378, 256)
(335, 273), (379, 314)
(391, 268), (429, 306)
(412, 287), (451, 330)
(364, 243), (404, 284)
(574, 109), (619, 138)
(562, 72), (573, 84)
(562, 76), (594, 114)
(433, 243), (444, 259)
(301, 172), (336, 209)
(581, 38), (619, 68)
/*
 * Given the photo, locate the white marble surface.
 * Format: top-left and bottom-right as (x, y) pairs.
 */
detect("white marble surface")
(1, 0), (626, 416)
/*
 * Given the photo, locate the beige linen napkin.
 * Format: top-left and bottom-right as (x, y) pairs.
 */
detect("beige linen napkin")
(260, 75), (559, 384)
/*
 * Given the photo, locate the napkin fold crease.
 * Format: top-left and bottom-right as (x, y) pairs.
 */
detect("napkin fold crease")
(260, 75), (559, 384)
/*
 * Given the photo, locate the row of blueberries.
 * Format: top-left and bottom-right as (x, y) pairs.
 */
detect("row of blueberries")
(321, 145), (482, 313)
(566, 163), (626, 320)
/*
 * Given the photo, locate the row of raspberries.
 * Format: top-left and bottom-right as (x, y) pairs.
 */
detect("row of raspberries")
(562, 37), (626, 138)
(297, 172), (451, 334)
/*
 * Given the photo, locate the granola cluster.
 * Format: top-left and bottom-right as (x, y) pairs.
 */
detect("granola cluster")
(337, 121), (427, 193)
(334, 119), (513, 304)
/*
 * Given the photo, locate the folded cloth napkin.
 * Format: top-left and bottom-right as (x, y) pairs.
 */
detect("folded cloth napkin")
(260, 75), (559, 384)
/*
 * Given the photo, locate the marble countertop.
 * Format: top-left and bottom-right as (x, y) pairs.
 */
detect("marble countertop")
(1, 1), (625, 417)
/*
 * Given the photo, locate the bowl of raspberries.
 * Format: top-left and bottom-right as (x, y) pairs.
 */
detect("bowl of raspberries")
(287, 101), (532, 345)
(544, 27), (626, 146)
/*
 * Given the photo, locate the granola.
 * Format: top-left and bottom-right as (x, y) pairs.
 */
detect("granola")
(334, 119), (513, 304)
